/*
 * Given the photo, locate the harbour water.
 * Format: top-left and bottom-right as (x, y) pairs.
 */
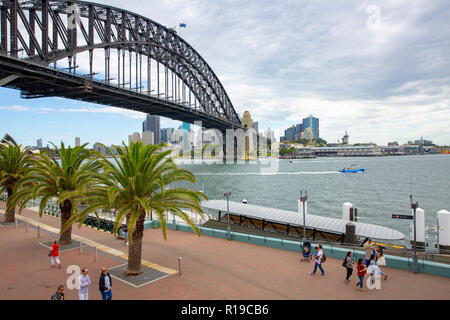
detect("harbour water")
(175, 154), (450, 248)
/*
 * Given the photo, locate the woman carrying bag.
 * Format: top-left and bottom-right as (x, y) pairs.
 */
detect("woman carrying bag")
(343, 251), (354, 283)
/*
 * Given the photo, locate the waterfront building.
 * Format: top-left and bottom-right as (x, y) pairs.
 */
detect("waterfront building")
(302, 115), (319, 139)
(93, 142), (109, 155)
(142, 131), (154, 146)
(342, 130), (349, 145)
(303, 127), (314, 141)
(142, 114), (160, 144)
(37, 139), (42, 149)
(400, 144), (436, 154)
(75, 137), (80, 147)
(414, 137), (433, 145)
(312, 145), (382, 157)
(381, 145), (401, 155)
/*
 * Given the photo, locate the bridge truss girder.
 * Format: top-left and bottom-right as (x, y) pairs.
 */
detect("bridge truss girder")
(0, 0), (242, 128)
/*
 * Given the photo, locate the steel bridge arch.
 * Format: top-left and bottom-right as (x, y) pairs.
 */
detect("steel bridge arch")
(0, 0), (242, 128)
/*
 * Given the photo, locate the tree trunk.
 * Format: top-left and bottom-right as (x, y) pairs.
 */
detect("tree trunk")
(4, 187), (15, 223)
(126, 213), (145, 276)
(59, 200), (73, 245)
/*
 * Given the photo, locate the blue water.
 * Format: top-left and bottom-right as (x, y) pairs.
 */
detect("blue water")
(175, 154), (450, 247)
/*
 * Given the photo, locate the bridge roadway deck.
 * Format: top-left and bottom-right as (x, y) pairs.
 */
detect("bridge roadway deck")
(0, 202), (449, 300)
(0, 54), (242, 132)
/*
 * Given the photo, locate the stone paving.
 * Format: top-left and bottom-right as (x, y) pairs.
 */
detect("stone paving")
(0, 202), (449, 300)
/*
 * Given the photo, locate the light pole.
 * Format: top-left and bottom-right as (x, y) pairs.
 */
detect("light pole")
(300, 190), (308, 239)
(224, 191), (231, 240)
(410, 194), (419, 274)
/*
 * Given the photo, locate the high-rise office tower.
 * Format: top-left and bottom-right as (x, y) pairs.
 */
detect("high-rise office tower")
(142, 131), (154, 146)
(142, 114), (160, 144)
(284, 125), (296, 142)
(37, 138), (42, 149)
(302, 115), (319, 140)
(75, 137), (80, 147)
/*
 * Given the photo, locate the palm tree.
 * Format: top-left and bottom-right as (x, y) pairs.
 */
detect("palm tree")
(68, 141), (207, 275)
(0, 144), (32, 222)
(9, 142), (101, 244)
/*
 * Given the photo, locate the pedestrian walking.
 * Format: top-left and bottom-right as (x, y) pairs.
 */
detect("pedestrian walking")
(78, 268), (91, 300)
(309, 244), (325, 277)
(51, 285), (65, 300)
(343, 251), (354, 283)
(363, 238), (375, 267)
(122, 225), (128, 246)
(355, 258), (367, 292)
(367, 254), (378, 284)
(49, 240), (61, 269)
(376, 251), (388, 280)
(99, 267), (112, 300)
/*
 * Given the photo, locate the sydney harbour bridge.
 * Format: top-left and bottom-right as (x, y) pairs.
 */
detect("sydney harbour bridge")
(0, 0), (245, 139)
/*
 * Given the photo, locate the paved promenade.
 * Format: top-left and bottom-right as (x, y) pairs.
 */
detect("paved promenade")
(0, 202), (449, 300)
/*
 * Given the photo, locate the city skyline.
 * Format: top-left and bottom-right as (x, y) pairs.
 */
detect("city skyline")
(0, 0), (449, 147)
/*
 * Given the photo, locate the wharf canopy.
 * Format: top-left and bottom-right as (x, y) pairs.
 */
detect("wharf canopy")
(201, 200), (405, 242)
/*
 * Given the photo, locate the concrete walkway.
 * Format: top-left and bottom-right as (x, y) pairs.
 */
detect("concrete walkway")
(0, 203), (449, 300)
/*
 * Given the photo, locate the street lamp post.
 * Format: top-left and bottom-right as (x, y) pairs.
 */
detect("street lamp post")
(300, 190), (308, 239)
(410, 194), (419, 274)
(224, 191), (232, 240)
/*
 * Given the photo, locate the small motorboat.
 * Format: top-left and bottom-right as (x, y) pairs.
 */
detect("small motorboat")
(339, 168), (365, 173)
(340, 164), (365, 173)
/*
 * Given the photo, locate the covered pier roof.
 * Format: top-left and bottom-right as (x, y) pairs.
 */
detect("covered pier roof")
(201, 200), (405, 241)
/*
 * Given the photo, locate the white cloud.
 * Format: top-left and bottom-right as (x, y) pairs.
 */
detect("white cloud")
(1, 104), (146, 120)
(3, 0), (450, 145)
(0, 105), (31, 112)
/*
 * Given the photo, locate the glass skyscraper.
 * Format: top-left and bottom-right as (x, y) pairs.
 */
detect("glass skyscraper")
(142, 114), (160, 144)
(302, 115), (319, 140)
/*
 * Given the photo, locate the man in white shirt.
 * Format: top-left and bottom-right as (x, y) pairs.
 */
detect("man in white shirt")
(78, 268), (91, 300)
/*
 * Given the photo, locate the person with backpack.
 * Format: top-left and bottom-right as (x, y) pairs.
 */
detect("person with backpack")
(309, 244), (325, 277)
(355, 258), (367, 292)
(342, 251), (354, 283)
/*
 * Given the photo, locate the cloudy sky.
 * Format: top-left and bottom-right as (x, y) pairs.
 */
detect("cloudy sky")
(1, 0), (449, 147)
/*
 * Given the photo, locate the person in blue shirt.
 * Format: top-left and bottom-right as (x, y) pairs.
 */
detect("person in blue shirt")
(309, 245), (325, 277)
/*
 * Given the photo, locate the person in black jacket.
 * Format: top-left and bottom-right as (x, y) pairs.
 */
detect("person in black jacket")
(99, 267), (112, 300)
(51, 285), (65, 300)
